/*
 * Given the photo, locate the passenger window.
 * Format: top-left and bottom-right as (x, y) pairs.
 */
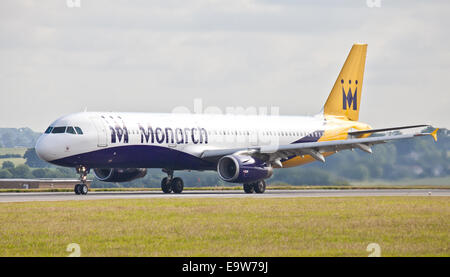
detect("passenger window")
(44, 127), (53, 134)
(66, 126), (76, 134)
(75, 127), (83, 135)
(52, 127), (66, 134)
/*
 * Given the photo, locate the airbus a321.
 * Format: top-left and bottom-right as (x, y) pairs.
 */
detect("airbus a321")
(35, 44), (438, 195)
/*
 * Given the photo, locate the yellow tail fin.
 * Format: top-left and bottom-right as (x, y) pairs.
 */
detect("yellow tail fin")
(323, 44), (367, 121)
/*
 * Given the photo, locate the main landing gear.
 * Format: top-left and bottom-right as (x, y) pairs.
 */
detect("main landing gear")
(75, 166), (89, 195)
(243, 180), (266, 194)
(161, 169), (184, 194)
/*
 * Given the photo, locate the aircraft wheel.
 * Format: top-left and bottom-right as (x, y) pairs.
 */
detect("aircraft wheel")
(243, 183), (254, 193)
(80, 184), (88, 195)
(254, 180), (266, 194)
(74, 184), (82, 195)
(161, 177), (172, 193)
(171, 177), (184, 194)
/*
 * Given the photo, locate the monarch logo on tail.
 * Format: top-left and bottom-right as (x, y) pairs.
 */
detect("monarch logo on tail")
(323, 44), (366, 121)
(342, 79), (358, 110)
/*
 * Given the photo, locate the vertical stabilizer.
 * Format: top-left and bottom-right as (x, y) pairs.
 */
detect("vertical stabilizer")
(323, 44), (367, 121)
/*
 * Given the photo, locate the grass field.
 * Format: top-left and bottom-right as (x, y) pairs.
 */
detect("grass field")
(0, 197), (448, 257)
(0, 148), (27, 156)
(1, 184), (450, 193)
(0, 147), (27, 166)
(351, 176), (450, 186)
(0, 157), (26, 166)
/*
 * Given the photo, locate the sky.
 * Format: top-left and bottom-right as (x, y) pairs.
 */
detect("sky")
(0, 0), (449, 132)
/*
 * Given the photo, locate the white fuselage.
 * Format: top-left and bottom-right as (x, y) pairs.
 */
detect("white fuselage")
(35, 112), (327, 170)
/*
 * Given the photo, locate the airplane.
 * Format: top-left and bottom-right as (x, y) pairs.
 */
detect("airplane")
(35, 43), (439, 195)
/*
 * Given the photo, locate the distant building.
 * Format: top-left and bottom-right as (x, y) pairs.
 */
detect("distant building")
(0, 179), (91, 189)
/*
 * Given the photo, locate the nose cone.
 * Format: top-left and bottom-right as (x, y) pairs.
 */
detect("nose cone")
(35, 135), (56, 162)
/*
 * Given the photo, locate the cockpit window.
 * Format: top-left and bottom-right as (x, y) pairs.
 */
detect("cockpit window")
(75, 127), (83, 135)
(51, 126), (66, 134)
(44, 127), (53, 134)
(66, 126), (76, 134)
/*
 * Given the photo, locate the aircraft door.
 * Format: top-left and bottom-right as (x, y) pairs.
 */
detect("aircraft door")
(90, 116), (108, 147)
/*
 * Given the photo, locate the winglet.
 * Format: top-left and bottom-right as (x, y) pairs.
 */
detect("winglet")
(430, 128), (439, 142)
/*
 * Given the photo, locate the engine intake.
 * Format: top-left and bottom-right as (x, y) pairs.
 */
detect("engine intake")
(217, 155), (272, 183)
(93, 168), (147, 182)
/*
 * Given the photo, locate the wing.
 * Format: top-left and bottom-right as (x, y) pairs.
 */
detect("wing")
(347, 124), (429, 137)
(200, 128), (439, 166)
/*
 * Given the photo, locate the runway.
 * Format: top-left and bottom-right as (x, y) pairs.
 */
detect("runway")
(0, 189), (449, 203)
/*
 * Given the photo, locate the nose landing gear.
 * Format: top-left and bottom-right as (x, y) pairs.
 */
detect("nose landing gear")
(75, 166), (89, 195)
(161, 169), (184, 194)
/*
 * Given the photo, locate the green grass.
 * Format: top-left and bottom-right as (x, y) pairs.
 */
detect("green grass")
(351, 176), (450, 186)
(1, 184), (449, 193)
(0, 147), (27, 166)
(0, 197), (448, 257)
(0, 157), (26, 166)
(0, 147), (27, 156)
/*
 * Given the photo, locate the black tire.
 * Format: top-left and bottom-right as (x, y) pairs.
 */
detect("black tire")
(161, 177), (172, 193)
(171, 177), (184, 194)
(80, 184), (88, 195)
(243, 183), (254, 193)
(74, 184), (81, 195)
(254, 180), (266, 194)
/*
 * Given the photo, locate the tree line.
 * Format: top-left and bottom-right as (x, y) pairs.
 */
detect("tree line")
(0, 128), (448, 187)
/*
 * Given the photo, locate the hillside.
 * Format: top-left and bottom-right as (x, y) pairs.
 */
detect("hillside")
(0, 128), (41, 148)
(0, 127), (448, 187)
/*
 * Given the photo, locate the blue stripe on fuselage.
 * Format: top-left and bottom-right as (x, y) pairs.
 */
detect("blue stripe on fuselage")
(281, 130), (325, 162)
(290, 130), (324, 144)
(49, 145), (215, 170)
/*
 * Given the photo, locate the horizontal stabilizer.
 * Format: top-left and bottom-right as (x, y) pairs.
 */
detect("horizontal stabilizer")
(425, 128), (439, 142)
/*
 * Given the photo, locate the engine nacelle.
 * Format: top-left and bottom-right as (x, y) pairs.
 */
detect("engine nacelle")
(217, 155), (273, 183)
(93, 168), (147, 182)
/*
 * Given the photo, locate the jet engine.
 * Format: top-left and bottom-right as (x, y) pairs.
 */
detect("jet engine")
(217, 155), (272, 183)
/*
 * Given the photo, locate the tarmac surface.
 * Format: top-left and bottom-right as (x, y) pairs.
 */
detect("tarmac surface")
(0, 189), (449, 203)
